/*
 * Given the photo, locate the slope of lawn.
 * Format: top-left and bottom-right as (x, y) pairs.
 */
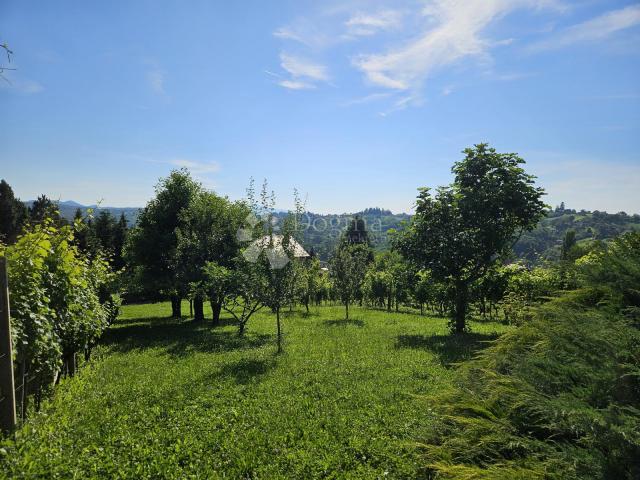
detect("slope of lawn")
(1, 302), (511, 479)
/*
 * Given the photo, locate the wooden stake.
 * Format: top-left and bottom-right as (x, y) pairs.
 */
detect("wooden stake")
(0, 257), (17, 433)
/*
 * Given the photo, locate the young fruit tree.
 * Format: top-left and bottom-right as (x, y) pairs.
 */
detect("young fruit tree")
(330, 244), (370, 320)
(396, 143), (546, 333)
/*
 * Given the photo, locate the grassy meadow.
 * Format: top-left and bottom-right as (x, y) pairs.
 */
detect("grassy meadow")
(0, 302), (510, 479)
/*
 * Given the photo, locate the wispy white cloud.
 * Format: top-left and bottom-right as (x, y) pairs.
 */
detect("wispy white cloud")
(146, 66), (166, 95)
(345, 9), (403, 37)
(353, 0), (556, 93)
(275, 52), (329, 90)
(273, 21), (332, 49)
(528, 4), (640, 51)
(280, 53), (329, 82)
(341, 92), (392, 106)
(278, 79), (316, 90)
(166, 159), (221, 174)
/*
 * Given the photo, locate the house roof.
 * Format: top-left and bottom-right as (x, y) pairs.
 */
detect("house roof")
(251, 234), (310, 258)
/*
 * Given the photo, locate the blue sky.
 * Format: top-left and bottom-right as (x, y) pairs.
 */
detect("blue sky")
(1, 0), (639, 213)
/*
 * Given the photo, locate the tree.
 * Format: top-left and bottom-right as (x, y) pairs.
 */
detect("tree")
(560, 229), (577, 261)
(344, 215), (370, 246)
(397, 144), (546, 333)
(29, 195), (62, 225)
(0, 179), (27, 243)
(330, 244), (370, 319)
(124, 169), (202, 317)
(176, 191), (249, 323)
(297, 256), (321, 313)
(112, 213), (128, 270)
(204, 260), (265, 335)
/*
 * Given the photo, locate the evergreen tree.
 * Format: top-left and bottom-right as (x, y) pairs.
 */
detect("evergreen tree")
(112, 213), (128, 270)
(0, 179), (28, 243)
(29, 194), (62, 225)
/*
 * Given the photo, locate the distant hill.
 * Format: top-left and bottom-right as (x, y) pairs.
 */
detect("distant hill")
(274, 207), (410, 261)
(277, 206), (640, 263)
(24, 200), (140, 225)
(514, 207), (640, 263)
(34, 201), (640, 263)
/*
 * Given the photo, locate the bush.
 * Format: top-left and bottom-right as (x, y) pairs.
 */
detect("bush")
(421, 232), (640, 478)
(421, 301), (640, 478)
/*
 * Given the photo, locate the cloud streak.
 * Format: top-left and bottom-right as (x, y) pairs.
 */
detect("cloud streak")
(345, 9), (403, 37)
(353, 0), (556, 92)
(276, 52), (329, 90)
(528, 4), (640, 51)
(166, 159), (221, 174)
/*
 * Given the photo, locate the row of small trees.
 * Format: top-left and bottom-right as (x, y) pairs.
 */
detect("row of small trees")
(0, 218), (119, 418)
(124, 173), (318, 352)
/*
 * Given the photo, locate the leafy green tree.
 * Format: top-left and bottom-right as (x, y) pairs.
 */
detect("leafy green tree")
(0, 179), (28, 243)
(413, 270), (434, 315)
(176, 191), (249, 322)
(259, 187), (301, 353)
(330, 244), (370, 319)
(397, 144), (546, 333)
(125, 169), (202, 317)
(297, 256), (321, 313)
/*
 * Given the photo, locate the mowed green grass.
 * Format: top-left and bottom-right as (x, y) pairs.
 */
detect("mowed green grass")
(1, 302), (511, 479)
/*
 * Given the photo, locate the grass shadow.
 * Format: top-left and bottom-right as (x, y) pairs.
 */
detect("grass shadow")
(101, 318), (271, 358)
(323, 319), (365, 327)
(395, 333), (499, 366)
(218, 358), (274, 385)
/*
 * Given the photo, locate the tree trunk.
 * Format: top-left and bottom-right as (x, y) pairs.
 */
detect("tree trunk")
(420, 303), (424, 315)
(189, 299), (193, 318)
(276, 307), (282, 353)
(238, 321), (246, 336)
(193, 296), (204, 322)
(171, 296), (182, 318)
(454, 282), (468, 334)
(211, 301), (222, 326)
(345, 300), (349, 320)
(64, 352), (76, 377)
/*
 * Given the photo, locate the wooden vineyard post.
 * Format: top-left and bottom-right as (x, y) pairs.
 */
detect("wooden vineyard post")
(0, 257), (17, 433)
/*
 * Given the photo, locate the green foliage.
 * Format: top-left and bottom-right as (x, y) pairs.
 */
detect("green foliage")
(0, 179), (28, 244)
(577, 231), (640, 314)
(0, 218), (118, 404)
(515, 208), (640, 264)
(397, 143), (546, 332)
(421, 301), (640, 479)
(330, 244), (371, 319)
(124, 169), (202, 312)
(0, 302), (511, 478)
(420, 230), (640, 478)
(363, 251), (413, 311)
